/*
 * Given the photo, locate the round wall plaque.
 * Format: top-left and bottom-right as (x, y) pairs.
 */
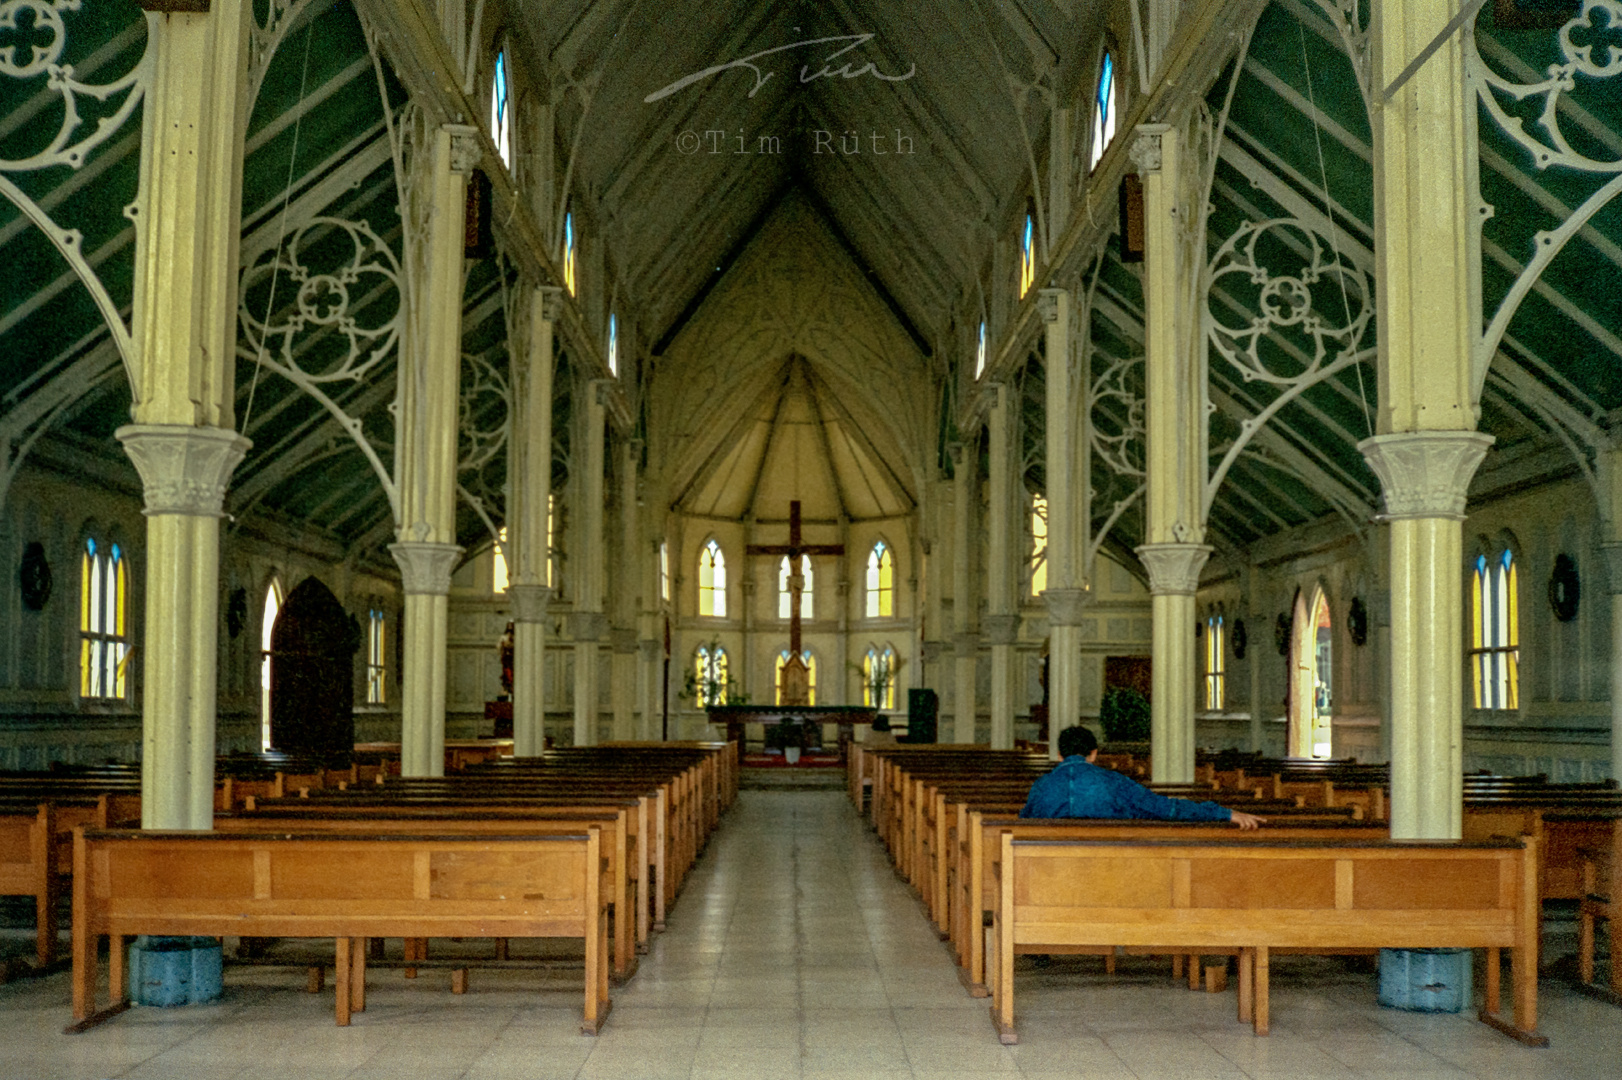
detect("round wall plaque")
(1549, 554), (1580, 622)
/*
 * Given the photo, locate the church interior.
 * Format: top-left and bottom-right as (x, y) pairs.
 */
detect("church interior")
(3, 0), (1622, 1076)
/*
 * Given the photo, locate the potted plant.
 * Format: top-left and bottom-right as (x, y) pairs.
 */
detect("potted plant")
(1099, 686), (1151, 749)
(764, 717), (807, 763)
(678, 638), (749, 711)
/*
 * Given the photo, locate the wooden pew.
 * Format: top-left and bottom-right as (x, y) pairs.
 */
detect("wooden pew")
(990, 834), (1541, 1045)
(956, 816), (1390, 995)
(1570, 810), (1620, 1000)
(219, 806), (641, 980)
(0, 802), (55, 967)
(71, 827), (611, 1033)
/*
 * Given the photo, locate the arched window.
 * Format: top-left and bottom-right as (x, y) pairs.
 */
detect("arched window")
(778, 555), (813, 620)
(490, 48), (512, 168)
(975, 320), (987, 379)
(1205, 615), (1225, 710)
(775, 649), (817, 706)
(80, 537), (129, 701)
(1090, 50), (1117, 171)
(699, 539), (727, 618)
(865, 541), (894, 618)
(1019, 213), (1036, 298)
(1029, 494), (1048, 596)
(366, 607), (387, 705)
(659, 539), (670, 603)
(260, 578), (283, 750)
(562, 211), (578, 296)
(693, 643), (730, 707)
(491, 527), (509, 594)
(1471, 549), (1519, 710)
(606, 313), (619, 377)
(863, 644), (898, 710)
(546, 494), (558, 589)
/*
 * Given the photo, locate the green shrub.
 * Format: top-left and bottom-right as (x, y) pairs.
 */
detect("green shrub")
(1099, 686), (1151, 743)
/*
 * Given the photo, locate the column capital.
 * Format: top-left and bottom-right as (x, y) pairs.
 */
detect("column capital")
(1135, 543), (1213, 596)
(446, 123), (482, 174)
(570, 611), (609, 642)
(536, 285), (564, 323)
(984, 614), (1020, 646)
(506, 583), (552, 623)
(639, 638), (661, 662)
(611, 628), (639, 654)
(1358, 431), (1494, 521)
(1130, 123), (1170, 175)
(390, 542), (463, 595)
(954, 631), (979, 658)
(1041, 587), (1092, 626)
(115, 424), (250, 517)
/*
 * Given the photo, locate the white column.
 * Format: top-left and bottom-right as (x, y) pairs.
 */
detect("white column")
(1359, 0), (1494, 839)
(1246, 569), (1265, 752)
(1039, 288), (1091, 759)
(508, 286), (559, 757)
(986, 385), (1018, 750)
(390, 123), (477, 778)
(117, 0), (253, 829)
(1131, 123), (1211, 784)
(572, 380), (608, 746)
(951, 442), (979, 743)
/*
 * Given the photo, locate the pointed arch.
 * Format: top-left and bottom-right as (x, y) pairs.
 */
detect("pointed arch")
(865, 540), (894, 619)
(775, 648), (817, 706)
(778, 554), (813, 620)
(260, 576), (285, 751)
(699, 538), (727, 618)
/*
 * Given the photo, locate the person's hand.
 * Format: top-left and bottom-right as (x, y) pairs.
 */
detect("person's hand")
(1229, 810), (1265, 830)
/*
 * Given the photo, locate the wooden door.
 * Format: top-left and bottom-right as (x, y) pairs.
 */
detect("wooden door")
(268, 578), (359, 761)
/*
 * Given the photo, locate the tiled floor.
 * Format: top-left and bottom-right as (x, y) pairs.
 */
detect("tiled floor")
(2, 790), (1619, 1079)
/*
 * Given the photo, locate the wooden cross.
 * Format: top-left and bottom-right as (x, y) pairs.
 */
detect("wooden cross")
(747, 501), (844, 704)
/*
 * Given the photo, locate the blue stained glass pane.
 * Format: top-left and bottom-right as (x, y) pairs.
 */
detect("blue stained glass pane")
(1099, 52), (1113, 109)
(1501, 549), (1513, 570)
(110, 544), (121, 563)
(86, 537), (95, 556)
(1476, 554), (1487, 573)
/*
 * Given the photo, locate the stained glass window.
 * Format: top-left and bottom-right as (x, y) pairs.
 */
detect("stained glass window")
(490, 49), (512, 168)
(1205, 615), (1225, 710)
(975, 320), (987, 379)
(79, 538), (129, 701)
(863, 644), (898, 710)
(660, 540), (670, 603)
(866, 542), (894, 618)
(1471, 550), (1519, 710)
(694, 644), (729, 707)
(607, 313), (618, 376)
(260, 579), (282, 750)
(491, 527), (509, 594)
(699, 539), (727, 618)
(562, 211), (578, 296)
(1019, 213), (1036, 298)
(1090, 50), (1117, 171)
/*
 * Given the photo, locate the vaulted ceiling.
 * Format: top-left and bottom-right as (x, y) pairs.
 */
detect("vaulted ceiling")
(3, 0), (1621, 579)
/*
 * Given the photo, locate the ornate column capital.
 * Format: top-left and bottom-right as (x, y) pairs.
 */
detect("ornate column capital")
(570, 611), (609, 642)
(115, 424), (250, 517)
(507, 583), (552, 623)
(1135, 542), (1213, 596)
(446, 123), (482, 175)
(390, 542), (463, 596)
(1130, 123), (1170, 175)
(984, 614), (1020, 646)
(1041, 587), (1092, 626)
(954, 631), (979, 659)
(1357, 431), (1495, 521)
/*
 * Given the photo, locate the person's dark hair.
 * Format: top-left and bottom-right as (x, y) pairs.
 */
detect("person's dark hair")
(1057, 726), (1098, 759)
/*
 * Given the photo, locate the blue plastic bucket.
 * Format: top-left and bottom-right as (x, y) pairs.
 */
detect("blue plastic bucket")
(1377, 948), (1473, 1013)
(128, 936), (223, 1006)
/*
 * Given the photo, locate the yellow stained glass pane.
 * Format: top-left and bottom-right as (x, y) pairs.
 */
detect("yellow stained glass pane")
(1471, 568), (1484, 650)
(80, 550), (91, 633)
(113, 643), (127, 699)
(1506, 560), (1518, 648)
(114, 555), (126, 637)
(80, 639), (91, 697)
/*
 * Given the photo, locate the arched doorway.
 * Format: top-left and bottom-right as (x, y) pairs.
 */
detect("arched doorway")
(268, 577), (359, 762)
(1289, 587), (1333, 758)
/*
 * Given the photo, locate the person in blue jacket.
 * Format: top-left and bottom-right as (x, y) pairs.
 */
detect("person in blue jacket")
(1020, 726), (1264, 829)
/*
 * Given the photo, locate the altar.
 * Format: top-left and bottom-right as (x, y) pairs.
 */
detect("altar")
(705, 705), (881, 764)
